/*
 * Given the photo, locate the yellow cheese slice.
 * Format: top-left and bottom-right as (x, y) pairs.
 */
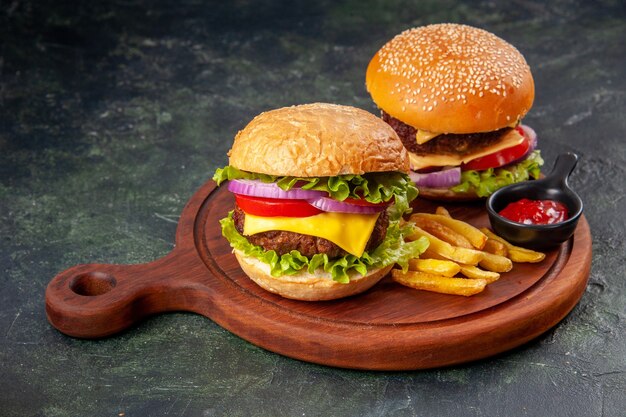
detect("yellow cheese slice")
(243, 211), (381, 257)
(415, 129), (440, 144)
(415, 122), (519, 145)
(409, 129), (525, 170)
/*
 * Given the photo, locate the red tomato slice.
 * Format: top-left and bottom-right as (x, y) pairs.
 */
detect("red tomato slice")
(235, 194), (323, 217)
(462, 127), (530, 171)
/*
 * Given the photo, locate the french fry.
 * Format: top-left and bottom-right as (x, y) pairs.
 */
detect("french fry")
(435, 206), (452, 218)
(407, 226), (485, 265)
(392, 270), (487, 296)
(447, 246), (486, 266)
(413, 213), (487, 250)
(459, 265), (500, 284)
(480, 228), (546, 263)
(409, 258), (461, 277)
(483, 238), (508, 257)
(479, 252), (513, 273)
(422, 247), (448, 260)
(411, 216), (473, 249)
(507, 249), (546, 263)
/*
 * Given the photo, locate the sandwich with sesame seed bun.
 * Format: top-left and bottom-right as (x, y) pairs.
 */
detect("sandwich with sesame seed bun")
(366, 23), (543, 201)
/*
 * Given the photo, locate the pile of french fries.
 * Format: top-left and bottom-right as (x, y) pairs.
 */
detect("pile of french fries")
(393, 207), (546, 296)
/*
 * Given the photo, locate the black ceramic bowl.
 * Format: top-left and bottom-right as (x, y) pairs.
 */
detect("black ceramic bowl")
(486, 153), (584, 250)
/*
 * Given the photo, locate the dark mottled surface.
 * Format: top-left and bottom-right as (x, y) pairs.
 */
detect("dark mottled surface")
(1, 1), (625, 416)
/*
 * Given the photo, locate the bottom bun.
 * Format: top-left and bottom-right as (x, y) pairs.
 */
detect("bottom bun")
(234, 251), (393, 301)
(417, 186), (480, 202)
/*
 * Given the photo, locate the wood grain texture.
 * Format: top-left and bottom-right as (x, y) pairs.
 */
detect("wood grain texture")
(45, 181), (592, 370)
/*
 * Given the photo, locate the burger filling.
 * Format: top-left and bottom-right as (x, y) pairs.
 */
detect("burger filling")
(213, 166), (429, 283)
(381, 111), (543, 197)
(232, 205), (389, 258)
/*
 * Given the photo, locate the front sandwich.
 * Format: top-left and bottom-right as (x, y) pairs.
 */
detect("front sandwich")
(213, 103), (429, 301)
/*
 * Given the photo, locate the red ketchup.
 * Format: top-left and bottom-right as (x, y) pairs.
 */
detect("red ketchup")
(499, 198), (569, 225)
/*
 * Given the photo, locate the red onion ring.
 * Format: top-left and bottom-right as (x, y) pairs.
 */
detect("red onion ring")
(409, 167), (461, 188)
(504, 124), (539, 167)
(227, 179), (326, 200)
(307, 197), (387, 214)
(519, 124), (537, 150)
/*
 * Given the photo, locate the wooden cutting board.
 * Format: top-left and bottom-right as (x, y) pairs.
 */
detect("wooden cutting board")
(45, 180), (592, 370)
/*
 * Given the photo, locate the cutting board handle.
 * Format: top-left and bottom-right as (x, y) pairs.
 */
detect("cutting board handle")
(45, 249), (208, 338)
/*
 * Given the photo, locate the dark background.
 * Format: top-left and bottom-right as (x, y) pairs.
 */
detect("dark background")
(1, 1), (625, 416)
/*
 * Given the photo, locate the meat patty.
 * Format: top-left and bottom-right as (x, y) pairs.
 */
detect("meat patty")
(381, 111), (512, 157)
(232, 205), (389, 258)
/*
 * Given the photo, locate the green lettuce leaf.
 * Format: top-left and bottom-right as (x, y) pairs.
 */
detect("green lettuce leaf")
(212, 165), (418, 207)
(451, 151), (544, 197)
(219, 211), (429, 284)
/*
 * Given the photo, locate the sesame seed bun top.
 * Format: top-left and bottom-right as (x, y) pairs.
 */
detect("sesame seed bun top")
(366, 23), (535, 134)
